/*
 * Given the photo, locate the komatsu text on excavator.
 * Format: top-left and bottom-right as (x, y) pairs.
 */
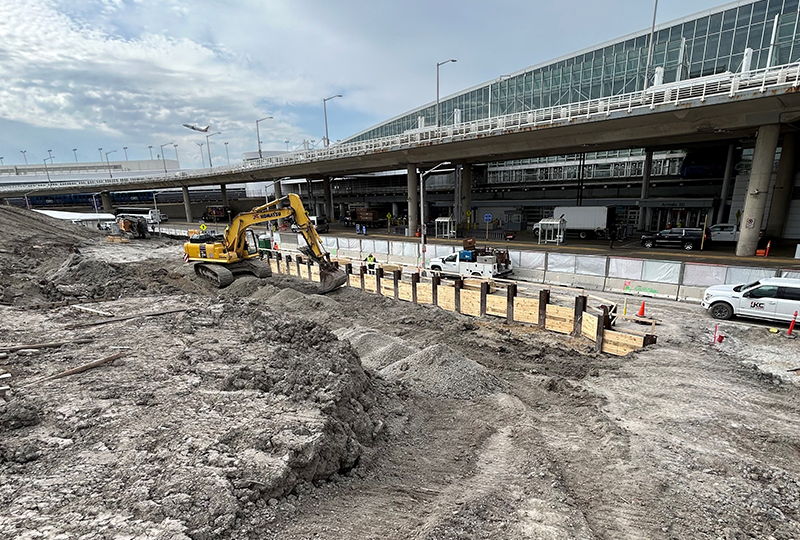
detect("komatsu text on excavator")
(183, 193), (347, 294)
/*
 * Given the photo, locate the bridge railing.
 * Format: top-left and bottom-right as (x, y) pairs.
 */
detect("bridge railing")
(4, 61), (800, 195)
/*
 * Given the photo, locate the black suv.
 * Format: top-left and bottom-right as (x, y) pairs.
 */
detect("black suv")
(640, 228), (712, 251)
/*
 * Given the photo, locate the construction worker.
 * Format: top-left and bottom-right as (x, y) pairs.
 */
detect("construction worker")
(364, 253), (376, 274)
(608, 224), (617, 249)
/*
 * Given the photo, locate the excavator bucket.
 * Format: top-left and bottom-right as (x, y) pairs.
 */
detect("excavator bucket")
(318, 266), (348, 294)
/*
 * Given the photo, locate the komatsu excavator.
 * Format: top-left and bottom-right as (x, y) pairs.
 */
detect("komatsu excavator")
(183, 193), (347, 294)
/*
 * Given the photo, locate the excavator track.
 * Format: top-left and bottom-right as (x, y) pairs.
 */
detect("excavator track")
(194, 263), (235, 288)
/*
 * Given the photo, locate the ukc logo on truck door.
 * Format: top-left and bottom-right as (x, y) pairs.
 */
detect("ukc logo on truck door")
(749, 301), (765, 309)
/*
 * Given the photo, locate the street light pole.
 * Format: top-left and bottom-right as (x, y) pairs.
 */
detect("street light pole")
(644, 0), (659, 91)
(72, 149), (78, 162)
(122, 147), (128, 161)
(98, 147), (103, 162)
(205, 132), (220, 167)
(148, 146), (153, 160)
(256, 116), (273, 159)
(0, 157), (4, 166)
(105, 150), (117, 179)
(436, 59), (457, 128)
(160, 142), (173, 173)
(47, 149), (53, 162)
(224, 142), (230, 166)
(173, 144), (180, 168)
(43, 156), (53, 186)
(323, 94), (342, 148)
(419, 161), (451, 268)
(196, 142), (205, 167)
(20, 150), (27, 165)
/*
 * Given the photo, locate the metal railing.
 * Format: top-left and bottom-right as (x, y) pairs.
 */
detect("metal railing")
(4, 62), (800, 196)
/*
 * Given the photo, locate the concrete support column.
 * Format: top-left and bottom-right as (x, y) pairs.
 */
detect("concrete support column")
(637, 150), (653, 231)
(339, 203), (346, 219)
(460, 165), (473, 227)
(766, 132), (797, 237)
(391, 202), (399, 217)
(323, 176), (333, 219)
(716, 143), (737, 224)
(736, 124), (781, 256)
(220, 184), (229, 208)
(100, 191), (113, 213)
(407, 165), (419, 236)
(315, 202), (323, 217)
(182, 186), (193, 223)
(273, 180), (284, 227)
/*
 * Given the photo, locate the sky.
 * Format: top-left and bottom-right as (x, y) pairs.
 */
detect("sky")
(0, 0), (730, 169)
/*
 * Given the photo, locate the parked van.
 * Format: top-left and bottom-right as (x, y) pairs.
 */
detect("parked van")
(702, 277), (800, 322)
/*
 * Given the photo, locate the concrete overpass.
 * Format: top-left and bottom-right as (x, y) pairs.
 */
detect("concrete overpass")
(5, 62), (800, 256)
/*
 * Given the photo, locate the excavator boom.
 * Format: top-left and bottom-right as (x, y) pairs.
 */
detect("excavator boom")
(184, 193), (346, 293)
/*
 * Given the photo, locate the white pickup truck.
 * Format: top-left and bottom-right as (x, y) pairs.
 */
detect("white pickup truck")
(428, 250), (512, 278)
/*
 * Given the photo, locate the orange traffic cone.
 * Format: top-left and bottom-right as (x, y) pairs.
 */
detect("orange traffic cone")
(637, 301), (646, 318)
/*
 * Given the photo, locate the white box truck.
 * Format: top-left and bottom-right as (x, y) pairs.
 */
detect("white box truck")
(532, 206), (614, 239)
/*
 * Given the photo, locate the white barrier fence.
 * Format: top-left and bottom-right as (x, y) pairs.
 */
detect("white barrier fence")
(281, 235), (794, 303)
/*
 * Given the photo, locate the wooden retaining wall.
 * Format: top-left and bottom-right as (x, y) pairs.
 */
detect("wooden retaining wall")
(264, 254), (655, 356)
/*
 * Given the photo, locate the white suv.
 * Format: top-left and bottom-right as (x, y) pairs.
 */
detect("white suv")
(702, 277), (800, 322)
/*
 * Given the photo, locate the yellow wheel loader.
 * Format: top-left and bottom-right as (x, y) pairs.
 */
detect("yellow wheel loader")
(183, 193), (346, 294)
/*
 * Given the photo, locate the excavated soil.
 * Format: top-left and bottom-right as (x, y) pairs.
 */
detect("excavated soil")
(2, 207), (800, 539)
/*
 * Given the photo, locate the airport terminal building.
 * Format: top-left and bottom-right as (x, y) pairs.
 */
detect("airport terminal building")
(325, 0), (800, 238)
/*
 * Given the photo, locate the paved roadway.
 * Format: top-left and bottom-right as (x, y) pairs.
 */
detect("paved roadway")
(158, 221), (800, 270)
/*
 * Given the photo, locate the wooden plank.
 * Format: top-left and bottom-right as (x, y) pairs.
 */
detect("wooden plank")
(72, 305), (114, 317)
(381, 283), (395, 297)
(460, 290), (481, 317)
(601, 341), (640, 356)
(603, 330), (645, 349)
(1, 338), (93, 353)
(364, 275), (378, 293)
(269, 260), (279, 274)
(438, 286), (456, 312)
(69, 308), (187, 329)
(513, 297), (539, 324)
(486, 295), (507, 318)
(545, 320), (574, 334)
(417, 283), (433, 305)
(581, 313), (598, 341)
(398, 282), (414, 302)
(546, 304), (574, 321)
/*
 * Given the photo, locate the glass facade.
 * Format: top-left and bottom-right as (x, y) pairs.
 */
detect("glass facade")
(347, 0), (800, 144)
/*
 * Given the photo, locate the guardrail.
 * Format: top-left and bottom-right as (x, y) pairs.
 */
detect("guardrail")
(4, 61), (800, 195)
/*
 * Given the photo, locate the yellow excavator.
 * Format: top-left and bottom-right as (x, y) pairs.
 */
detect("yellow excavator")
(183, 193), (347, 293)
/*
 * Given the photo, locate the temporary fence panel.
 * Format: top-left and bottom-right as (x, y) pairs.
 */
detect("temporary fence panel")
(273, 232), (282, 246)
(642, 260), (682, 284)
(682, 263), (728, 287)
(322, 237), (338, 251)
(343, 237), (361, 251)
(508, 250), (523, 269)
(460, 289), (482, 317)
(519, 251), (547, 270)
(403, 242), (419, 258)
(361, 239), (375, 255)
(390, 241), (406, 257)
(438, 286), (456, 311)
(725, 266), (778, 285)
(575, 256), (607, 276)
(547, 253), (576, 274)
(293, 234), (305, 246)
(601, 330), (645, 356)
(607, 257), (643, 280)
(486, 294), (508, 318)
(782, 270), (800, 279)
(545, 304), (574, 334)
(434, 244), (456, 258)
(513, 297), (539, 324)
(374, 240), (390, 255)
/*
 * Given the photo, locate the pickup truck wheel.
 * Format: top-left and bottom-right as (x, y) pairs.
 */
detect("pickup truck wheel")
(643, 240), (654, 248)
(579, 231), (588, 239)
(472, 272), (481, 276)
(710, 302), (734, 320)
(431, 266), (441, 272)
(683, 242), (695, 251)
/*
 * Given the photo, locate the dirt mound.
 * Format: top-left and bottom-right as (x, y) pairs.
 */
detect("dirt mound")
(335, 326), (416, 370)
(380, 343), (506, 399)
(0, 206), (102, 245)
